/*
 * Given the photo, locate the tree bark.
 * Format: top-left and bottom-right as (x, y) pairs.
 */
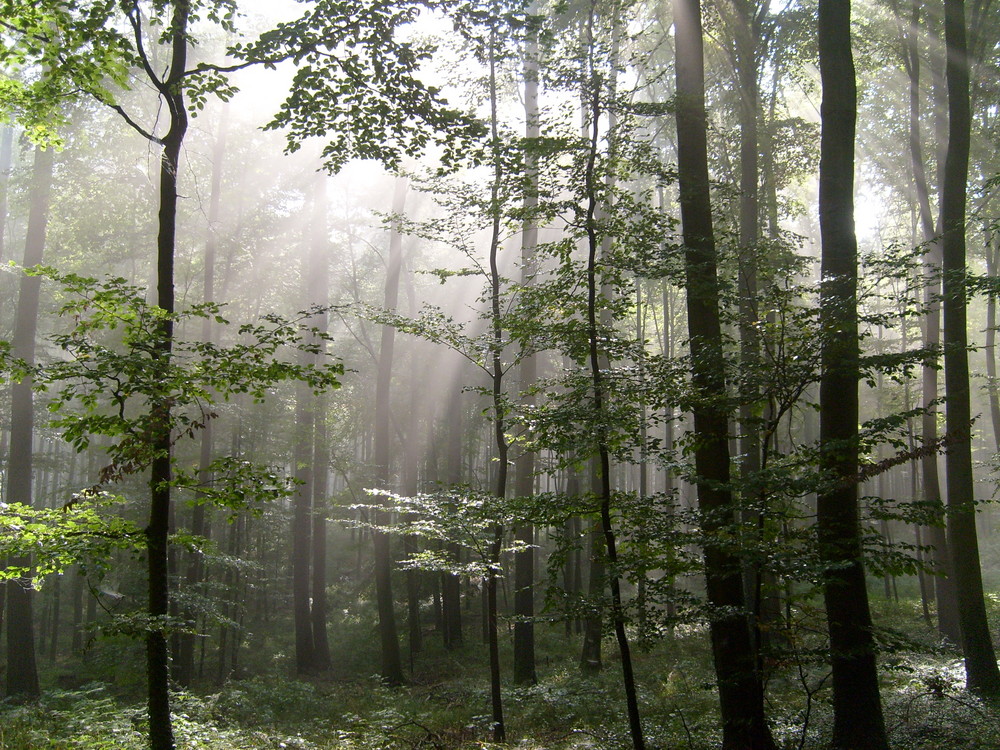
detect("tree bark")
(673, 0), (776, 745)
(309, 173), (332, 671)
(941, 0), (1000, 697)
(4, 144), (53, 701)
(147, 5), (190, 748)
(373, 176), (406, 684)
(815, 1), (888, 746)
(513, 7), (540, 686)
(176, 107), (227, 688)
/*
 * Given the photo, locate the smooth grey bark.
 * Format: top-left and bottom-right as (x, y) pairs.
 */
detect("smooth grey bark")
(441, 389), (464, 651)
(5, 144), (54, 701)
(292, 236), (316, 673)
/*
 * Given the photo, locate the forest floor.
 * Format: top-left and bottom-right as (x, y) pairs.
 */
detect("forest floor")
(3, 597), (1000, 749)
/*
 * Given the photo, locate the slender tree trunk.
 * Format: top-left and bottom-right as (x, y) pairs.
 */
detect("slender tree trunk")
(146, 6), (190, 748)
(579, 512), (604, 671)
(4, 144), (53, 701)
(815, 1), (888, 746)
(485, 37), (507, 738)
(513, 8), (540, 686)
(71, 567), (84, 655)
(903, 0), (962, 645)
(673, 0), (775, 745)
(941, 0), (1000, 697)
(985, 237), (1000, 452)
(0, 126), (13, 261)
(176, 108), (227, 688)
(292, 263), (316, 674)
(580, 19), (643, 746)
(310, 174), (332, 671)
(442, 391), (464, 651)
(373, 177), (407, 684)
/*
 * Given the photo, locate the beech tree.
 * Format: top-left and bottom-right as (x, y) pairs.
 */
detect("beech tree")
(673, 0), (776, 745)
(815, 0), (888, 746)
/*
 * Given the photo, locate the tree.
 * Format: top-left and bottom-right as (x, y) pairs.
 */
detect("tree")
(372, 176), (407, 686)
(815, 0), (889, 746)
(673, 0), (777, 745)
(940, 0), (1000, 697)
(512, 2), (540, 687)
(5, 143), (54, 701)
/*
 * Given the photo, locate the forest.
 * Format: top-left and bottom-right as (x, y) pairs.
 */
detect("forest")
(0, 0), (998, 748)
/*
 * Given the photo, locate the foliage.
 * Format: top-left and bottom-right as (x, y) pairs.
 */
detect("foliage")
(233, 0), (487, 173)
(0, 493), (138, 585)
(0, 267), (342, 587)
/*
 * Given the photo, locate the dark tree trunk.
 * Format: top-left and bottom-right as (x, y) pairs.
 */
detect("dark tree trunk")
(580, 28), (644, 745)
(0, 126), (13, 260)
(309, 175), (332, 671)
(71, 567), (84, 655)
(176, 108), (227, 689)
(673, 0), (776, 745)
(4, 144), (53, 701)
(291, 275), (316, 674)
(902, 0), (962, 645)
(513, 10), (540, 686)
(136, 0), (197, 740)
(373, 177), (406, 684)
(441, 391), (464, 651)
(815, 1), (888, 746)
(146, 6), (190, 748)
(485, 40), (508, 737)
(941, 0), (1000, 697)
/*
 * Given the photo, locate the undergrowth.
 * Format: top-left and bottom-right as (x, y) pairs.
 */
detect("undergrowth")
(3, 601), (1000, 749)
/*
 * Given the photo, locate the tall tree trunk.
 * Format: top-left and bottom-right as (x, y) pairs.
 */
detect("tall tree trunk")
(984, 235), (1000, 452)
(4, 144), (53, 701)
(485, 36), (507, 738)
(673, 0), (776, 745)
(513, 7), (540, 686)
(941, 0), (1000, 697)
(292, 248), (316, 674)
(71, 566), (84, 655)
(815, 1), (888, 746)
(176, 107), (227, 688)
(442, 389), (464, 650)
(903, 0), (961, 644)
(580, 18), (644, 746)
(146, 5), (190, 747)
(0, 126), (13, 261)
(310, 174), (332, 671)
(373, 177), (407, 684)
